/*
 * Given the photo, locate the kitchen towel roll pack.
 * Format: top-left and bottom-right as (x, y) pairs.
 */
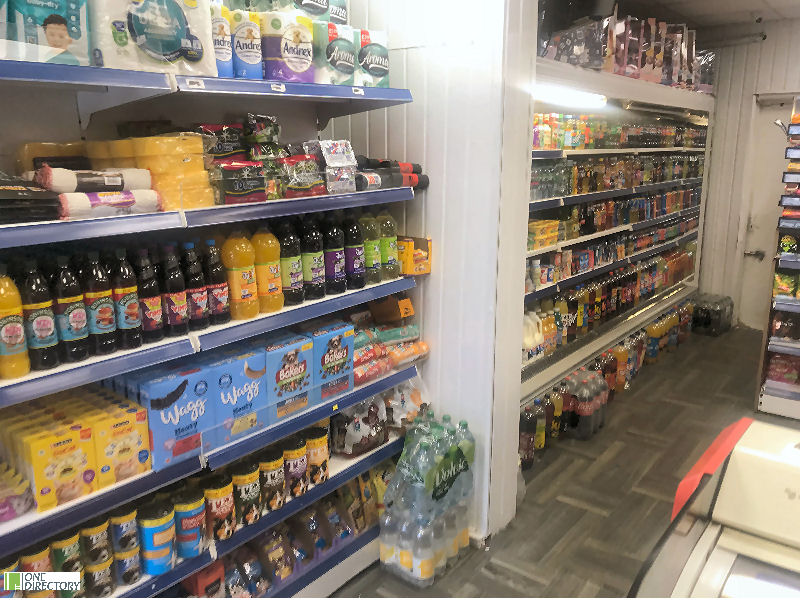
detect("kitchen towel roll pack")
(313, 21), (356, 85)
(36, 166), (152, 193)
(89, 0), (217, 76)
(59, 190), (161, 220)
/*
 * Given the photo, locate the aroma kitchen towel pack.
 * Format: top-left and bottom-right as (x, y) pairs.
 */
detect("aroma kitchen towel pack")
(312, 21), (356, 85)
(9, 0), (89, 65)
(353, 28), (389, 88)
(89, 0), (217, 77)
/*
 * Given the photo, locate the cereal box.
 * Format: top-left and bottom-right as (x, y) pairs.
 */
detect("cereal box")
(208, 348), (270, 449)
(137, 363), (217, 471)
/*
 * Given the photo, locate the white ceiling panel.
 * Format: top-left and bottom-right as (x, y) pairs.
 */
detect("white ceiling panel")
(626, 0), (791, 26)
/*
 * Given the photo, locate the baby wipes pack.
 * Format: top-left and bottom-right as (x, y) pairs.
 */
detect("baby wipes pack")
(313, 21), (355, 85)
(9, 0), (89, 65)
(90, 0), (217, 76)
(260, 10), (313, 82)
(353, 28), (389, 87)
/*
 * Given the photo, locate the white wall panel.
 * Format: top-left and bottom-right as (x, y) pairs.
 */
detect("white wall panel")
(700, 19), (800, 322)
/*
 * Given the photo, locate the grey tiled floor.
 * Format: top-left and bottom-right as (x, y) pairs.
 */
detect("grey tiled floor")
(335, 326), (781, 598)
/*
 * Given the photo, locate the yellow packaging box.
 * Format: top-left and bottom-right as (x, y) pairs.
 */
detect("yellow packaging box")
(397, 236), (432, 276)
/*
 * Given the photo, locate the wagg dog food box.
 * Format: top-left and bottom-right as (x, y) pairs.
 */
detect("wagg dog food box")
(262, 331), (315, 423)
(295, 319), (354, 403)
(207, 348), (269, 449)
(137, 361), (218, 470)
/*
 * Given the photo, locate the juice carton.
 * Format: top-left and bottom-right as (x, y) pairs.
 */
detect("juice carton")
(295, 320), (354, 404)
(263, 332), (313, 423)
(208, 348), (269, 449)
(138, 363), (217, 471)
(21, 423), (97, 512)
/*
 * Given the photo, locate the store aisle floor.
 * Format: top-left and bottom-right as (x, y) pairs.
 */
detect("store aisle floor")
(335, 326), (785, 598)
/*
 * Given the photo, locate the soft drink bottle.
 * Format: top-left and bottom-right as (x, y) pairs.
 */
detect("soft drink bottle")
(603, 350), (617, 402)
(160, 251), (190, 337)
(543, 394), (555, 442)
(276, 221), (304, 307)
(300, 216), (326, 300)
(134, 249), (164, 343)
(182, 243), (210, 331)
(111, 248), (143, 349)
(322, 215), (347, 295)
(252, 226), (284, 313)
(533, 398), (547, 454)
(575, 379), (594, 441)
(613, 343), (629, 392)
(83, 251), (118, 355)
(358, 211), (383, 284)
(343, 213), (366, 290)
(562, 377), (578, 431)
(550, 386), (563, 439)
(204, 240), (231, 325)
(519, 408), (536, 470)
(21, 259), (60, 370)
(376, 208), (400, 279)
(52, 255), (89, 362)
(0, 263), (30, 379)
(222, 231), (259, 320)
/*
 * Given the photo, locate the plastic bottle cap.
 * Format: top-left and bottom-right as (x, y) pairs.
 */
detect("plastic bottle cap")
(524, 407), (531, 412)
(458, 420), (468, 428)
(582, 379), (588, 384)
(206, 240), (216, 246)
(184, 242), (194, 249)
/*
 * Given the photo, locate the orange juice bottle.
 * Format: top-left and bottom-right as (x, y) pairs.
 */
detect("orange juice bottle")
(252, 226), (284, 314)
(0, 263), (30, 379)
(613, 343), (628, 392)
(222, 231), (259, 320)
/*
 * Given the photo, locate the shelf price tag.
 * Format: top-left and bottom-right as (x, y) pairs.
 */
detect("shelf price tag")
(184, 78), (206, 90)
(270, 83), (286, 93)
(352, 87), (365, 96)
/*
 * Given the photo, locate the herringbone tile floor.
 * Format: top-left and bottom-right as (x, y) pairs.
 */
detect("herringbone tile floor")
(335, 326), (788, 598)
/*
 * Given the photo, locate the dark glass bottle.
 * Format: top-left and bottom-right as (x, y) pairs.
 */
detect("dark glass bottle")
(83, 251), (118, 356)
(149, 246), (162, 284)
(277, 222), (304, 306)
(204, 240), (231, 326)
(161, 251), (189, 337)
(343, 214), (366, 290)
(52, 255), (89, 363)
(21, 259), (60, 370)
(111, 248), (143, 350)
(322, 215), (346, 295)
(134, 249), (164, 344)
(300, 217), (325, 300)
(183, 243), (210, 331)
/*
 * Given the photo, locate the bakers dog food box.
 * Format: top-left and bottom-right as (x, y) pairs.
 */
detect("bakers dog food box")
(137, 360), (218, 471)
(262, 331), (314, 423)
(295, 319), (354, 403)
(207, 348), (269, 449)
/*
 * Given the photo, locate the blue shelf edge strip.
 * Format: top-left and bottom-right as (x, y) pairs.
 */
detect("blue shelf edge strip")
(781, 195), (800, 207)
(0, 60), (171, 90)
(768, 339), (800, 357)
(205, 365), (418, 470)
(0, 339), (195, 408)
(120, 438), (404, 598)
(525, 230), (698, 302)
(0, 188), (415, 250)
(778, 254), (800, 270)
(531, 150), (564, 159)
(786, 147), (800, 159)
(530, 177), (703, 211)
(266, 527), (379, 598)
(0, 456), (204, 558)
(198, 278), (415, 351)
(789, 124), (800, 135)
(774, 298), (800, 313)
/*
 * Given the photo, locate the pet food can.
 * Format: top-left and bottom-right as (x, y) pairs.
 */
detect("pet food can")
(283, 436), (308, 499)
(231, 461), (261, 528)
(84, 557), (114, 598)
(0, 557), (18, 598)
(203, 474), (235, 541)
(257, 446), (285, 513)
(109, 504), (139, 554)
(79, 517), (112, 566)
(137, 500), (175, 576)
(113, 547), (142, 587)
(19, 542), (52, 573)
(305, 427), (329, 485)
(50, 529), (82, 573)
(173, 488), (206, 559)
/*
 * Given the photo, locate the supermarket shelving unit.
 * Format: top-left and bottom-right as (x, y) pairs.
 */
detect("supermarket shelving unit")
(0, 62), (417, 597)
(520, 58), (713, 405)
(758, 125), (800, 419)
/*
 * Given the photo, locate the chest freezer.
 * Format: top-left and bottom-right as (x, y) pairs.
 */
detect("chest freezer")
(631, 418), (800, 598)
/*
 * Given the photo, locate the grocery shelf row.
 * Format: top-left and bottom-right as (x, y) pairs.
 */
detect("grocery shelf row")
(0, 366), (417, 558)
(0, 60), (413, 124)
(773, 297), (800, 313)
(532, 148), (706, 159)
(777, 254), (800, 270)
(0, 187), (415, 250)
(521, 279), (696, 401)
(0, 277), (416, 407)
(526, 205), (701, 258)
(117, 436), (405, 598)
(529, 177), (703, 210)
(767, 338), (800, 357)
(781, 195), (800, 207)
(759, 392), (800, 420)
(525, 230), (699, 302)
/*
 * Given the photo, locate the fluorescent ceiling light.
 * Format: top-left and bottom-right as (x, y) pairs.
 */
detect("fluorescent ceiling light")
(532, 83), (607, 109)
(723, 574), (800, 598)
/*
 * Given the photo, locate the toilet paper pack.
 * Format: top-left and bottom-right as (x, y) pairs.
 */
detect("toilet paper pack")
(210, 1), (233, 77)
(9, 0), (89, 65)
(90, 0), (217, 77)
(260, 10), (313, 82)
(312, 21), (355, 85)
(353, 29), (389, 88)
(231, 9), (262, 79)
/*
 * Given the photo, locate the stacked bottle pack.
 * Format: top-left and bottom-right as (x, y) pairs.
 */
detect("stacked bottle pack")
(520, 299), (694, 464)
(378, 410), (475, 587)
